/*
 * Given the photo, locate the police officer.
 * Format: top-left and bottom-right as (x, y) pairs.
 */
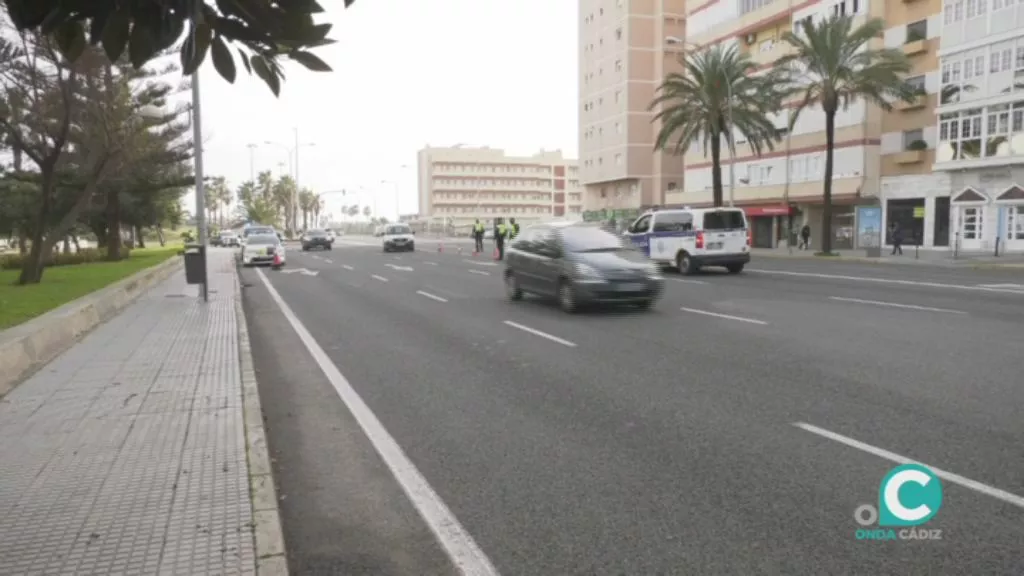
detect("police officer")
(494, 218), (507, 260)
(472, 219), (485, 253)
(507, 217), (520, 241)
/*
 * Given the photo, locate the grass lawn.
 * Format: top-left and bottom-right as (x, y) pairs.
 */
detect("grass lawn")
(0, 246), (180, 330)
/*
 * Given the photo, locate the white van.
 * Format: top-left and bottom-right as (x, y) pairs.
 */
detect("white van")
(623, 208), (751, 275)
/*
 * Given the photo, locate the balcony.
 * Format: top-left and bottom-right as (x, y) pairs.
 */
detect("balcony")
(897, 92), (927, 111)
(902, 39), (926, 56)
(894, 150), (925, 164)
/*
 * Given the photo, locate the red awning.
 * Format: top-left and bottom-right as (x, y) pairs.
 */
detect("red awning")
(744, 205), (792, 216)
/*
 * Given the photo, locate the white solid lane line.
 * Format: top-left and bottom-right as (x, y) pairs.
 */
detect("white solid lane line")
(464, 259), (498, 267)
(503, 321), (577, 347)
(468, 270), (491, 276)
(829, 296), (967, 314)
(416, 290), (448, 303)
(793, 422), (1024, 511)
(679, 306), (768, 325)
(386, 264), (414, 272)
(254, 269), (500, 574)
(371, 274), (389, 282)
(342, 264), (355, 270)
(748, 268), (1024, 295)
(670, 278), (708, 285)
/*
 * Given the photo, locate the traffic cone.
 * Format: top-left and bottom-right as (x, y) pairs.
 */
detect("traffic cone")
(437, 242), (443, 253)
(272, 253), (282, 267)
(493, 247), (500, 260)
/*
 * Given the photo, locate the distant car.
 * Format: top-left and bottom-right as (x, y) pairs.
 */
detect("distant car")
(373, 225), (386, 237)
(503, 221), (664, 313)
(219, 231), (240, 247)
(301, 229), (333, 251)
(382, 224), (415, 252)
(241, 234), (286, 268)
(243, 226), (276, 240)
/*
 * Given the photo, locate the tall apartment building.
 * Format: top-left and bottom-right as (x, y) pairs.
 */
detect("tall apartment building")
(415, 146), (583, 231)
(578, 0), (687, 224)
(681, 0), (944, 249)
(926, 0), (1024, 253)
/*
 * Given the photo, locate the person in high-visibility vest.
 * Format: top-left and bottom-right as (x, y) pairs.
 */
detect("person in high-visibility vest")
(494, 219), (507, 260)
(507, 217), (520, 241)
(472, 219), (485, 253)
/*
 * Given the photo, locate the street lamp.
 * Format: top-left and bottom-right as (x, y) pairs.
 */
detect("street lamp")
(263, 129), (315, 233)
(666, 36), (736, 207)
(380, 164), (409, 221)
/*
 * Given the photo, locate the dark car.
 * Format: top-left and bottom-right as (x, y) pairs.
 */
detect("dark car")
(503, 222), (664, 313)
(301, 229), (333, 251)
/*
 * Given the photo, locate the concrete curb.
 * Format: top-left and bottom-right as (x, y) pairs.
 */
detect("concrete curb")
(753, 251), (1024, 270)
(232, 266), (290, 576)
(0, 254), (183, 398)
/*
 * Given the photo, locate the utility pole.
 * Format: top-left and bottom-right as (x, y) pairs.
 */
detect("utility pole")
(191, 72), (208, 302)
(293, 127), (300, 234)
(246, 143), (256, 182)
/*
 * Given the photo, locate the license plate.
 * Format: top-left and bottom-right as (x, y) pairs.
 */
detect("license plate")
(617, 283), (644, 291)
(707, 242), (723, 250)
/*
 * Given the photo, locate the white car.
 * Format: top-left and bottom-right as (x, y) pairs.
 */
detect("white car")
(241, 234), (286, 268)
(382, 224), (416, 252)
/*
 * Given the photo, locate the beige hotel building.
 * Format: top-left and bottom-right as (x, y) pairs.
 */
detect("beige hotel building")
(416, 146), (583, 232)
(577, 0), (1003, 252)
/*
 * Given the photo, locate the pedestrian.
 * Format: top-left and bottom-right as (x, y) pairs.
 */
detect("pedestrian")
(891, 223), (903, 256)
(472, 219), (485, 254)
(494, 218), (507, 260)
(799, 224), (811, 250)
(508, 217), (520, 241)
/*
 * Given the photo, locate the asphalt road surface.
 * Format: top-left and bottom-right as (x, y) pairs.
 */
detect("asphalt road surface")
(238, 240), (1024, 576)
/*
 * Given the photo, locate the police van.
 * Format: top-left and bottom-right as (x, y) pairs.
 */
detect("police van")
(623, 207), (751, 275)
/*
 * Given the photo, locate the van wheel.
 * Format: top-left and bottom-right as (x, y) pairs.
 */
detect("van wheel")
(676, 251), (697, 275)
(726, 263), (744, 274)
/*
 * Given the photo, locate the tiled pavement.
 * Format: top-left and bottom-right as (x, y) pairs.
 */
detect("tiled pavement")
(0, 250), (258, 575)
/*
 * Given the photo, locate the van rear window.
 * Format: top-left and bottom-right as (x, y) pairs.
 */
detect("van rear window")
(703, 211), (746, 230)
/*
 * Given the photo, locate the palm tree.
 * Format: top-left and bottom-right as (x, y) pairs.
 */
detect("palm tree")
(649, 43), (787, 207)
(362, 205), (372, 219)
(777, 14), (916, 255)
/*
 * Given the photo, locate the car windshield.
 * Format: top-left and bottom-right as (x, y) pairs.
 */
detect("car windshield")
(308, 229), (328, 237)
(245, 227), (273, 237)
(560, 226), (625, 253)
(387, 226), (411, 235)
(246, 235), (279, 245)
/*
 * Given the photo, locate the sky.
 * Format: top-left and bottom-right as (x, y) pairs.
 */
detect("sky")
(189, 0), (580, 222)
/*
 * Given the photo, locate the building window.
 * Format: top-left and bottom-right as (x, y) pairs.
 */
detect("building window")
(615, 154), (623, 166)
(615, 90), (621, 103)
(615, 121), (622, 134)
(906, 20), (927, 43)
(905, 75), (926, 92)
(615, 28), (622, 40)
(903, 129), (925, 150)
(614, 60), (622, 72)
(740, 0), (774, 14)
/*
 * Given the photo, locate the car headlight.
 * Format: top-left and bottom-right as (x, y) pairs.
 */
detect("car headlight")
(573, 263), (603, 280)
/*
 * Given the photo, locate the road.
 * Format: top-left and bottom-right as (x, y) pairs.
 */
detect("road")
(238, 240), (1024, 575)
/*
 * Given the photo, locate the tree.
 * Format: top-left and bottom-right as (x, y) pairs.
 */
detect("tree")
(362, 205), (371, 219)
(206, 176), (230, 228)
(649, 44), (786, 207)
(4, 0), (355, 95)
(0, 31), (139, 284)
(777, 15), (916, 255)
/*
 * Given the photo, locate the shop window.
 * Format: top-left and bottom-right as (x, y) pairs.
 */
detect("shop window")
(886, 198), (925, 245)
(933, 196), (950, 246)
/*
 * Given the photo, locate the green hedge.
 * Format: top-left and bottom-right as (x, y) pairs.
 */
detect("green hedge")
(0, 247), (133, 270)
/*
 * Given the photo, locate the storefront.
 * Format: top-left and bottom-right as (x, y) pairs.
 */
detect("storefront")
(742, 204), (794, 249)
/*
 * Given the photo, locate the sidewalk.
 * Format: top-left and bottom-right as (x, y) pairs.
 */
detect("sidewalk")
(0, 250), (279, 575)
(752, 247), (1024, 268)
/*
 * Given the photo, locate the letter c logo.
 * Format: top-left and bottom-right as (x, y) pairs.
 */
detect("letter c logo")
(879, 464), (943, 527)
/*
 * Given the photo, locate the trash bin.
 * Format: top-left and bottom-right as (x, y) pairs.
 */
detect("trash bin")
(183, 244), (207, 285)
